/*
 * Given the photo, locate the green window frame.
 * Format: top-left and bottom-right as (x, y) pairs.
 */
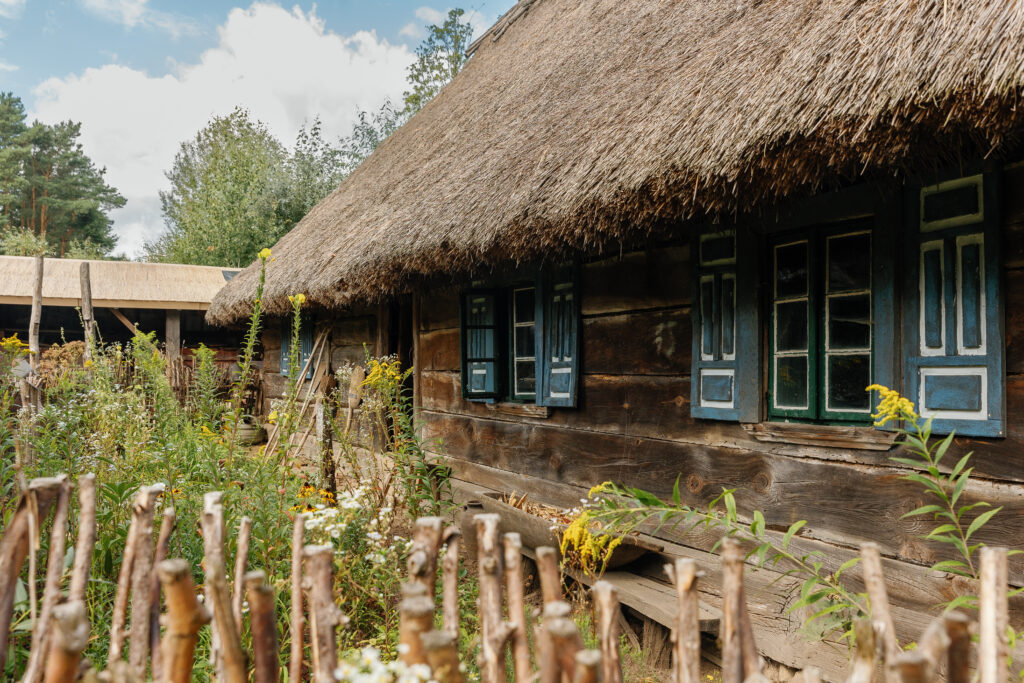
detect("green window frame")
(769, 220), (874, 423)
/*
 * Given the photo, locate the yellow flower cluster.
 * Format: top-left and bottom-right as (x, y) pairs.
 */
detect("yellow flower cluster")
(866, 384), (917, 427)
(362, 359), (403, 386)
(559, 510), (621, 578)
(258, 248), (272, 261)
(288, 293), (306, 307)
(267, 410), (279, 424)
(1, 333), (28, 354)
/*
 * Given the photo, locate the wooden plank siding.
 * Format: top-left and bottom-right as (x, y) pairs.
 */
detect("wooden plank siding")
(403, 169), (1024, 676)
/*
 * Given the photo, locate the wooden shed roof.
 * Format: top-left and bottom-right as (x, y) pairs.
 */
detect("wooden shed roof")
(208, 0), (1024, 324)
(0, 255), (240, 311)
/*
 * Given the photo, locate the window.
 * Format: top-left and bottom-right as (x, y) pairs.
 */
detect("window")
(903, 172), (1004, 437)
(280, 316), (313, 379)
(460, 269), (579, 407)
(769, 223), (872, 423)
(511, 287), (537, 399)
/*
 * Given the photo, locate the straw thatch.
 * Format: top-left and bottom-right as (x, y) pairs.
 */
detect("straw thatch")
(208, 0), (1024, 324)
(0, 255), (239, 310)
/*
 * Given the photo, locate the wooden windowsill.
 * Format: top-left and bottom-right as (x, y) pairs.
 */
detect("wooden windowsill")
(485, 402), (552, 419)
(742, 422), (897, 451)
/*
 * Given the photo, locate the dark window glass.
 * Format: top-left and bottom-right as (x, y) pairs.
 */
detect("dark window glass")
(721, 276), (735, 357)
(775, 242), (808, 299)
(701, 234), (735, 264)
(828, 354), (871, 411)
(776, 356), (808, 408)
(515, 326), (535, 358)
(776, 301), (808, 351)
(828, 294), (870, 349)
(700, 278), (714, 358)
(828, 233), (871, 292)
(923, 184), (979, 223)
(515, 361), (536, 394)
(513, 288), (535, 324)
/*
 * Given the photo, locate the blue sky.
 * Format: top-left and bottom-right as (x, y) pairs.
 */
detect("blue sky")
(0, 0), (514, 256)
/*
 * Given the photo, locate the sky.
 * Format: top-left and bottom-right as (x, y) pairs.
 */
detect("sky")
(0, 0), (514, 257)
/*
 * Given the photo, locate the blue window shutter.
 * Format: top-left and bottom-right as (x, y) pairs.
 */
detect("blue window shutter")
(538, 266), (579, 408)
(461, 291), (503, 400)
(902, 172), (1004, 437)
(280, 316), (314, 379)
(691, 228), (760, 421)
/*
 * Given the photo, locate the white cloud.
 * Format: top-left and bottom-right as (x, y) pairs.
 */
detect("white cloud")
(80, 0), (201, 39)
(398, 21), (421, 39)
(0, 0), (25, 19)
(0, 60), (17, 72)
(410, 6), (493, 41)
(32, 3), (414, 257)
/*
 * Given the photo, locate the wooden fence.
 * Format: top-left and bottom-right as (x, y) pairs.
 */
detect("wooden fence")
(0, 474), (1013, 682)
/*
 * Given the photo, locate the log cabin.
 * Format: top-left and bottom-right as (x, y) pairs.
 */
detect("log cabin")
(208, 0), (1024, 675)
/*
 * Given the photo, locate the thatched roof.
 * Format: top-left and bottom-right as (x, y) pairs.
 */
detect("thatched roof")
(0, 255), (239, 310)
(208, 0), (1024, 324)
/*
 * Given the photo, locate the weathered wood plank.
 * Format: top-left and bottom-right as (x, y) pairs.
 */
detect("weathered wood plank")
(426, 411), (1024, 579)
(420, 290), (460, 332)
(419, 329), (461, 372)
(1003, 166), (1024, 227)
(583, 308), (691, 376)
(581, 247), (690, 316)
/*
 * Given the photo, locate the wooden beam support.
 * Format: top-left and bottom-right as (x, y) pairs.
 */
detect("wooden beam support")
(80, 261), (95, 361)
(165, 309), (181, 365)
(110, 308), (139, 336)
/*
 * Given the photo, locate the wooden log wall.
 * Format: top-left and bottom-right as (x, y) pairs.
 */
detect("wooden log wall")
(260, 307), (376, 412)
(409, 167), (1024, 678)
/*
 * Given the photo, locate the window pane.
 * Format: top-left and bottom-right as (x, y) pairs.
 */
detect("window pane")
(828, 233), (871, 292)
(515, 360), (536, 396)
(828, 294), (870, 349)
(514, 325), (535, 359)
(923, 184), (979, 224)
(776, 356), (808, 408)
(828, 354), (870, 411)
(468, 328), (494, 359)
(721, 276), (735, 357)
(513, 288), (535, 324)
(701, 234), (734, 264)
(776, 301), (808, 351)
(700, 278), (714, 358)
(468, 295), (494, 325)
(775, 242), (808, 299)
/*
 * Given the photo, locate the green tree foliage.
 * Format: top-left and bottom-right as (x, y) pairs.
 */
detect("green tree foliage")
(147, 108), (288, 267)
(148, 9), (475, 266)
(0, 92), (125, 258)
(401, 9), (474, 117)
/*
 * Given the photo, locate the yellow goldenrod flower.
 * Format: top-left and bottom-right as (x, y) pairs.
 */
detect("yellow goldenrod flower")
(288, 293), (307, 306)
(866, 384), (917, 426)
(267, 410), (278, 424)
(588, 481), (613, 498)
(259, 248), (272, 260)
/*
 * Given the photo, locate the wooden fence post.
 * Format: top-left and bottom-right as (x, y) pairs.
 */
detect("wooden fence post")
(159, 558), (211, 683)
(504, 533), (532, 683)
(979, 546), (1009, 683)
(475, 514), (513, 683)
(0, 477), (63, 674)
(201, 491), (247, 683)
(109, 484), (161, 666)
(592, 580), (623, 683)
(80, 261), (94, 362)
(538, 601), (571, 683)
(944, 612), (970, 683)
(399, 594), (435, 666)
(847, 619), (878, 683)
(246, 570), (279, 683)
(23, 475), (71, 683)
(304, 544), (347, 683)
(442, 526), (461, 638)
(666, 557), (701, 683)
(861, 542), (899, 681)
(407, 517), (443, 599)
(232, 516), (252, 636)
(151, 506), (176, 678)
(536, 546), (562, 605)
(43, 600), (90, 683)
(421, 630), (464, 683)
